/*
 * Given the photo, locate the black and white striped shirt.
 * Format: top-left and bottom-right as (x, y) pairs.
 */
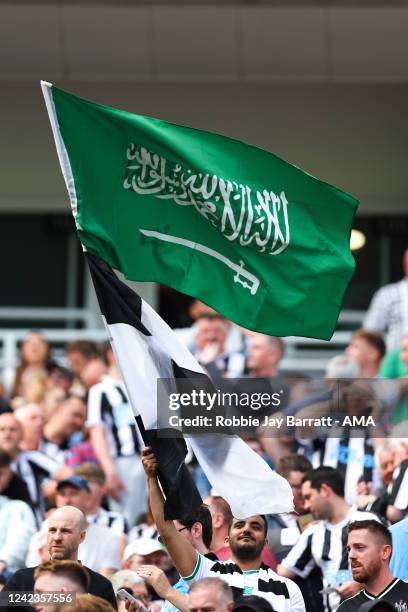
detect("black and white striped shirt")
(281, 509), (380, 612)
(40, 438), (70, 465)
(389, 458), (408, 511)
(87, 377), (142, 458)
(310, 435), (380, 505)
(88, 507), (129, 537)
(128, 524), (159, 542)
(13, 450), (59, 526)
(184, 553), (305, 612)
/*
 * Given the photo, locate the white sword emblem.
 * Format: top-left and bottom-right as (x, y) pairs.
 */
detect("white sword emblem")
(140, 229), (260, 295)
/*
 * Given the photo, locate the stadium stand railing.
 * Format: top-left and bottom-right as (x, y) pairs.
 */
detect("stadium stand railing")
(0, 308), (365, 385)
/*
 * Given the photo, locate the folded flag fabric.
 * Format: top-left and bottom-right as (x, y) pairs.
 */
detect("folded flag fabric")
(42, 81), (358, 341)
(86, 251), (294, 518)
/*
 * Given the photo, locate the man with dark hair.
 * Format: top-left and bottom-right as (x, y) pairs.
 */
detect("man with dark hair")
(278, 467), (381, 612)
(142, 447), (305, 612)
(307, 465), (346, 497)
(205, 495), (276, 569)
(161, 504), (216, 612)
(349, 520), (392, 548)
(275, 455), (312, 517)
(205, 494), (276, 568)
(226, 514), (269, 539)
(277, 455), (311, 480)
(65, 340), (107, 396)
(337, 520), (408, 611)
(346, 330), (386, 378)
(65, 340), (100, 377)
(176, 505), (214, 551)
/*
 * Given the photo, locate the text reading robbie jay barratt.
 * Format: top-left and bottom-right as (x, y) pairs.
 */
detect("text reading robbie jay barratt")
(165, 391), (376, 429)
(167, 414), (376, 428)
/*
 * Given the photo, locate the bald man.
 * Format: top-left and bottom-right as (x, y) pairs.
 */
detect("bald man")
(0, 412), (59, 525)
(14, 403), (45, 452)
(2, 506), (117, 611)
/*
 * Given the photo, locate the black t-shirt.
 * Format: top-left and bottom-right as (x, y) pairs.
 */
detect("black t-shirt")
(2, 474), (32, 507)
(337, 577), (408, 612)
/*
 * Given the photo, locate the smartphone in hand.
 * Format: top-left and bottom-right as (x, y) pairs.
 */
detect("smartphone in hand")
(117, 589), (148, 612)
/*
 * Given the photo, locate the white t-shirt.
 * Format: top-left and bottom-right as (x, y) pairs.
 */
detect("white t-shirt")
(26, 520), (121, 573)
(78, 522), (121, 572)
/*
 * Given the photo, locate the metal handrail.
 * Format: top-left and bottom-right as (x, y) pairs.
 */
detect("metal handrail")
(0, 308), (366, 383)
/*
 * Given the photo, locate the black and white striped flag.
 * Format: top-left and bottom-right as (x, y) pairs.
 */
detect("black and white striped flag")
(86, 251), (293, 519)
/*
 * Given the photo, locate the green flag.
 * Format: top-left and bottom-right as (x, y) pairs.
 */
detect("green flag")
(42, 81), (358, 340)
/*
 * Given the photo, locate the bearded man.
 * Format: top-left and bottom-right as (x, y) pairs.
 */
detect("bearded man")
(337, 520), (408, 611)
(141, 447), (305, 612)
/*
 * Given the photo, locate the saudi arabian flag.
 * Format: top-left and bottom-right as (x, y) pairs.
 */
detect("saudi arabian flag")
(42, 81), (358, 340)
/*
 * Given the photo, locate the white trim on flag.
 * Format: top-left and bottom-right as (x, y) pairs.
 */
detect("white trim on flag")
(40, 81), (78, 221)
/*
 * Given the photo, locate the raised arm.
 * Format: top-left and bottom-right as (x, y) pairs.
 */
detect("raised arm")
(141, 447), (199, 577)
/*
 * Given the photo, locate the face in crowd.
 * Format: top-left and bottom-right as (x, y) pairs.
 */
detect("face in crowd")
(0, 414), (23, 456)
(47, 507), (86, 561)
(195, 318), (227, 353)
(301, 480), (332, 521)
(56, 484), (89, 515)
(21, 333), (50, 367)
(188, 582), (233, 612)
(34, 570), (85, 612)
(227, 515), (266, 561)
(347, 528), (392, 584)
(287, 470), (306, 515)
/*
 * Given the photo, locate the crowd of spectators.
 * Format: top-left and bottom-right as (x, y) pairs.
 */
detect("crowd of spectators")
(0, 250), (407, 611)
